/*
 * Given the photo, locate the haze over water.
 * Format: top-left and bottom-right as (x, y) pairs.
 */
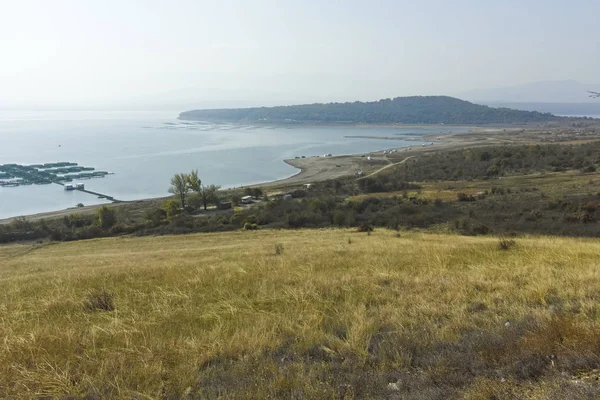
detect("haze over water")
(0, 111), (461, 219)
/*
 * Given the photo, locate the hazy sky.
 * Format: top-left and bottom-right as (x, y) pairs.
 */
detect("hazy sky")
(1, 0), (599, 109)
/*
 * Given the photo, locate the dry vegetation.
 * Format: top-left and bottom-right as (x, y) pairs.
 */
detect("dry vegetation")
(1, 229), (600, 398)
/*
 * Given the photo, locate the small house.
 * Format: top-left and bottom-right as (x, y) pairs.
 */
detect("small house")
(241, 195), (253, 204)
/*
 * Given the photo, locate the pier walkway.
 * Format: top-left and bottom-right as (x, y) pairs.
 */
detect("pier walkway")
(53, 182), (122, 203)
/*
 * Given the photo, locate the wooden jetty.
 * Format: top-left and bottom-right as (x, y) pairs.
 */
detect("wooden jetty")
(53, 182), (122, 203)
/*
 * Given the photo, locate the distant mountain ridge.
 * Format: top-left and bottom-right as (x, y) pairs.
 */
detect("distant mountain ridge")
(179, 96), (559, 124)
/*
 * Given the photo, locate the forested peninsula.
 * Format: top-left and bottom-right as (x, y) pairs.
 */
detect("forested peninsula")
(179, 96), (560, 124)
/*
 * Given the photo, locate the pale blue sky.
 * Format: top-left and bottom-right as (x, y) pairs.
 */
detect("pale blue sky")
(1, 0), (598, 108)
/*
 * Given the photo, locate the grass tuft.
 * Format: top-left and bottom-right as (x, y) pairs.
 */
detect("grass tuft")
(83, 289), (115, 312)
(498, 238), (516, 251)
(274, 243), (284, 255)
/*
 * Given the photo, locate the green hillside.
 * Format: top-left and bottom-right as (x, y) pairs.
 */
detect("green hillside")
(179, 96), (560, 124)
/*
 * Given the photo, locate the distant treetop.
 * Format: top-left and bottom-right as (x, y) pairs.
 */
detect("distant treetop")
(179, 96), (560, 125)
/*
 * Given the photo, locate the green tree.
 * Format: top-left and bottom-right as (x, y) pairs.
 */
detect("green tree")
(230, 193), (242, 205)
(244, 187), (263, 199)
(97, 206), (117, 229)
(186, 169), (201, 193)
(251, 187), (263, 199)
(198, 184), (221, 210)
(169, 173), (190, 209)
(185, 169), (220, 210)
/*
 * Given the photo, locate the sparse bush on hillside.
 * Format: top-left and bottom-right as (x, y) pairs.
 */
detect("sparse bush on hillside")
(162, 200), (181, 218)
(145, 207), (167, 223)
(96, 206), (117, 229)
(396, 142), (600, 182)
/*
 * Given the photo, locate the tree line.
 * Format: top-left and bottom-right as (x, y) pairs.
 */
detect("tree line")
(167, 170), (265, 214)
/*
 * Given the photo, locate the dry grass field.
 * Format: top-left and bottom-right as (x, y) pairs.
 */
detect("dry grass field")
(2, 229), (600, 398)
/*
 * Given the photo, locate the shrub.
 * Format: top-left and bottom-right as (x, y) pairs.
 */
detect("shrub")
(245, 187), (263, 199)
(582, 165), (596, 173)
(162, 200), (181, 218)
(357, 223), (374, 233)
(457, 192), (475, 202)
(244, 222), (258, 230)
(145, 207), (167, 222)
(472, 224), (490, 235)
(466, 301), (488, 313)
(65, 213), (90, 228)
(230, 193), (242, 205)
(498, 238), (516, 251)
(274, 243), (284, 255)
(97, 206), (117, 229)
(83, 289), (115, 312)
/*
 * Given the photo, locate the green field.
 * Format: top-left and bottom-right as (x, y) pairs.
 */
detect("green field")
(2, 229), (600, 398)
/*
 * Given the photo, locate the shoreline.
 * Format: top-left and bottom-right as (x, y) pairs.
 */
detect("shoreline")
(0, 123), (564, 224)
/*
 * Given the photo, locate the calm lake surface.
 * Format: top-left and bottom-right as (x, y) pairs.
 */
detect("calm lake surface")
(0, 111), (467, 219)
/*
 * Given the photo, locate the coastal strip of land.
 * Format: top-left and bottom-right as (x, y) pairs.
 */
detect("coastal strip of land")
(0, 122), (590, 224)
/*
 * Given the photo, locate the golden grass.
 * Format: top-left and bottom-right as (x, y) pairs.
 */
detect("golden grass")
(1, 230), (600, 398)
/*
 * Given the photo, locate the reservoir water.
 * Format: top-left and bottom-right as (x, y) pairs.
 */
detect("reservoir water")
(0, 111), (466, 219)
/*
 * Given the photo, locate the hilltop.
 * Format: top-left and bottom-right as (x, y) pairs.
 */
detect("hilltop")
(179, 95), (560, 124)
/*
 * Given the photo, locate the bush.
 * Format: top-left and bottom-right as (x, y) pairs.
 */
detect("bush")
(357, 223), (374, 233)
(498, 238), (516, 251)
(146, 207), (167, 222)
(97, 206), (117, 229)
(65, 213), (89, 228)
(83, 289), (115, 312)
(230, 193), (242, 205)
(274, 243), (284, 255)
(457, 192), (475, 202)
(162, 200), (181, 218)
(472, 224), (490, 235)
(244, 222), (258, 230)
(582, 165), (596, 173)
(245, 187), (263, 199)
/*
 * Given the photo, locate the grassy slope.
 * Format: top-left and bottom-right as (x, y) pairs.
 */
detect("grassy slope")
(349, 170), (600, 202)
(1, 230), (600, 398)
